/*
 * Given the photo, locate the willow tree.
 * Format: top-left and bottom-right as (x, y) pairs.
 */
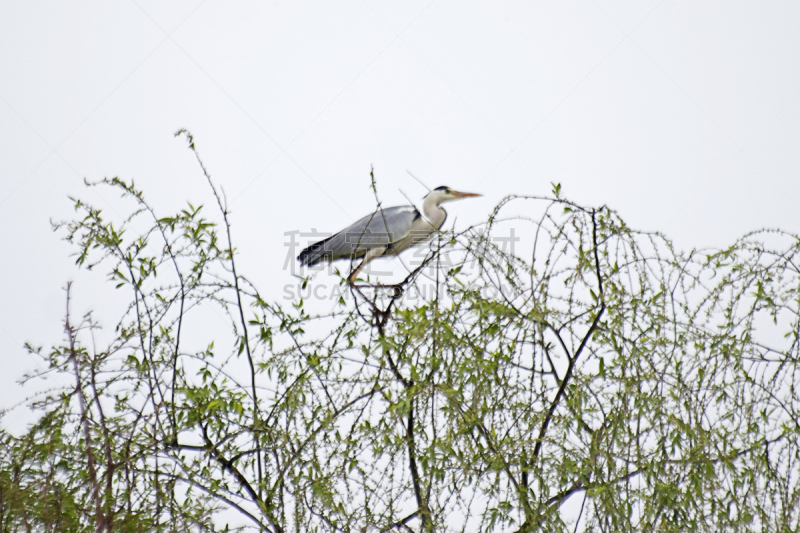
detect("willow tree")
(2, 134), (799, 533)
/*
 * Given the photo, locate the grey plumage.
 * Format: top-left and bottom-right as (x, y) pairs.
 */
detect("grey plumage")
(297, 206), (423, 266)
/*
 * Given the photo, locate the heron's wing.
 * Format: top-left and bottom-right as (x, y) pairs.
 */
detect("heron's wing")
(297, 205), (420, 265)
(348, 205), (420, 246)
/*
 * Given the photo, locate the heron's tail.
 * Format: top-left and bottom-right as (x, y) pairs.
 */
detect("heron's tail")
(297, 236), (333, 266)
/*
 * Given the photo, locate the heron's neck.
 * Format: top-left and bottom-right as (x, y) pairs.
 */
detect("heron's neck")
(421, 195), (447, 229)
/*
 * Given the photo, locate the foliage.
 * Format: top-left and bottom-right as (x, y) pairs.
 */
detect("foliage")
(2, 136), (800, 532)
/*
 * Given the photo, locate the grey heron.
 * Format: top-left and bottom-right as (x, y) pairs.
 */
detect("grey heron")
(297, 186), (481, 284)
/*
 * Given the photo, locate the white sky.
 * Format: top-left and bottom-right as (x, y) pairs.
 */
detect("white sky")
(2, 0), (800, 436)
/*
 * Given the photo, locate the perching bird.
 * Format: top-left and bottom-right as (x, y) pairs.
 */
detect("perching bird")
(297, 186), (481, 284)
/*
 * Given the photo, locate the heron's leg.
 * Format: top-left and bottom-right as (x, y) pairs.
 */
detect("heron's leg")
(348, 247), (386, 285)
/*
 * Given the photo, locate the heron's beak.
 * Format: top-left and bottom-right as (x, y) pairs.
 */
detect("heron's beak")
(452, 191), (482, 198)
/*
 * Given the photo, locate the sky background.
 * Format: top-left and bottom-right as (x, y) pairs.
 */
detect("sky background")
(2, 0), (800, 435)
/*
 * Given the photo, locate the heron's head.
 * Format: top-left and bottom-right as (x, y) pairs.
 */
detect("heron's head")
(426, 186), (482, 205)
